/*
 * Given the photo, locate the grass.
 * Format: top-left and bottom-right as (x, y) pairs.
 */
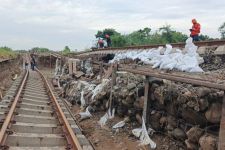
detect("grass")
(0, 47), (16, 59)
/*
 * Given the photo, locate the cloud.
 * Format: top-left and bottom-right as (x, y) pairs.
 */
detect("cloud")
(0, 0), (224, 50)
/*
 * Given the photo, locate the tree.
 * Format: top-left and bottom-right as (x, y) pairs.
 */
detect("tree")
(95, 28), (119, 38)
(111, 34), (127, 47)
(199, 34), (212, 41)
(31, 47), (50, 53)
(219, 22), (225, 39)
(63, 46), (70, 54)
(159, 25), (173, 43)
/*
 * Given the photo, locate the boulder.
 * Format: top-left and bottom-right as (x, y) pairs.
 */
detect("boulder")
(186, 126), (204, 143)
(185, 139), (198, 150)
(133, 96), (144, 109)
(198, 98), (209, 111)
(181, 108), (207, 126)
(197, 87), (211, 97)
(205, 103), (222, 124)
(159, 116), (167, 128)
(149, 111), (161, 130)
(199, 134), (218, 150)
(135, 113), (142, 124)
(171, 128), (187, 141)
(166, 116), (177, 131)
(127, 83), (136, 90)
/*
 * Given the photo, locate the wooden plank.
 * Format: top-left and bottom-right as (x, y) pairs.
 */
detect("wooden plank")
(111, 64), (117, 86)
(219, 92), (225, 150)
(100, 62), (103, 79)
(143, 76), (151, 125)
(72, 60), (77, 74)
(68, 59), (73, 75)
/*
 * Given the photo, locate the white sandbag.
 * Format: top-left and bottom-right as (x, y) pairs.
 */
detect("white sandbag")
(132, 117), (156, 149)
(98, 108), (115, 127)
(109, 37), (204, 73)
(112, 120), (126, 129)
(80, 90), (85, 108)
(91, 79), (110, 100)
(79, 106), (92, 120)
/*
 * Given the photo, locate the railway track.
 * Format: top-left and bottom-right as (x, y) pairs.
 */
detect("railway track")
(0, 68), (93, 149)
(60, 39), (225, 59)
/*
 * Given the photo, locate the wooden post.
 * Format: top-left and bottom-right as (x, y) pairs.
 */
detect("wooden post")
(109, 63), (118, 113)
(143, 76), (151, 126)
(100, 62), (103, 79)
(112, 63), (117, 86)
(219, 92), (225, 150)
(50, 54), (52, 71)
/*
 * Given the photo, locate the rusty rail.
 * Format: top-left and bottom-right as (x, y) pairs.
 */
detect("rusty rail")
(92, 39), (225, 51)
(0, 70), (28, 145)
(36, 68), (82, 150)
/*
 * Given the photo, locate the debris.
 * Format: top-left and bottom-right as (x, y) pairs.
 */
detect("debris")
(80, 90), (86, 108)
(91, 79), (110, 101)
(98, 108), (115, 127)
(12, 74), (17, 80)
(132, 117), (156, 149)
(205, 103), (222, 123)
(78, 106), (92, 121)
(112, 118), (129, 129)
(199, 134), (218, 150)
(187, 126), (204, 143)
(171, 128), (187, 141)
(75, 71), (85, 78)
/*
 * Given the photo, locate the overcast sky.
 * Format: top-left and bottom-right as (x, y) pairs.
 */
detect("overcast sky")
(0, 0), (225, 51)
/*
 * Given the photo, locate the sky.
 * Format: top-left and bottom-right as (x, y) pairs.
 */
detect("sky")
(0, 0), (225, 51)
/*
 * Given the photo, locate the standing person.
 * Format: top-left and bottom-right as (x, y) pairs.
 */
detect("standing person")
(98, 38), (104, 48)
(105, 34), (111, 47)
(190, 19), (201, 41)
(25, 61), (28, 70)
(30, 55), (36, 71)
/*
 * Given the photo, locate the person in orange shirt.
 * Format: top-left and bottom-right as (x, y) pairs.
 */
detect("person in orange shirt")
(190, 19), (201, 41)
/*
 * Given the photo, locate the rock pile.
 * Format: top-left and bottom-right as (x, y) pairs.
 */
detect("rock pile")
(62, 70), (222, 149)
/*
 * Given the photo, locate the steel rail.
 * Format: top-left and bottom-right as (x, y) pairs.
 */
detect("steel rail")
(118, 67), (225, 90)
(0, 69), (28, 144)
(92, 39), (225, 51)
(36, 68), (82, 150)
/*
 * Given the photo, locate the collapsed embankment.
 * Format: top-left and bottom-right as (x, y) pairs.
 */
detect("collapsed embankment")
(54, 44), (225, 150)
(0, 56), (22, 100)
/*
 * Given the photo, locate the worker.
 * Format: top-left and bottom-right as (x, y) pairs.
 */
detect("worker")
(25, 61), (28, 70)
(98, 38), (104, 48)
(190, 19), (201, 41)
(30, 55), (36, 71)
(105, 34), (111, 47)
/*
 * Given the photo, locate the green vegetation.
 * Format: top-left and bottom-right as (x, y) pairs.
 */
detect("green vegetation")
(62, 46), (71, 54)
(31, 47), (50, 52)
(219, 22), (225, 39)
(95, 25), (213, 48)
(0, 47), (16, 59)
